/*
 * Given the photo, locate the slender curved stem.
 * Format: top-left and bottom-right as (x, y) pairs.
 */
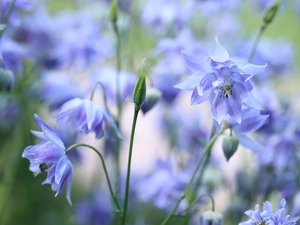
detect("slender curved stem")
(185, 133), (220, 194)
(122, 108), (140, 225)
(66, 143), (122, 212)
(0, 0), (16, 40)
(112, 11), (123, 195)
(177, 193), (215, 215)
(90, 82), (108, 107)
(248, 24), (266, 63)
(160, 132), (221, 225)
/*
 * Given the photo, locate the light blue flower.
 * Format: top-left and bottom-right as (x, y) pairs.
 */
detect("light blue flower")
(175, 37), (267, 124)
(22, 114), (74, 205)
(54, 98), (121, 139)
(239, 199), (299, 225)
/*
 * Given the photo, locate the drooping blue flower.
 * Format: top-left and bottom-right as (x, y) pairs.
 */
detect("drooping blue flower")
(54, 98), (121, 139)
(175, 37), (267, 124)
(239, 198), (299, 225)
(22, 114), (74, 205)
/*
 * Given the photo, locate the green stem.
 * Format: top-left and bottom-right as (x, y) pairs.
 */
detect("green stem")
(112, 14), (122, 195)
(185, 133), (220, 194)
(90, 82), (108, 106)
(248, 24), (266, 63)
(177, 193), (215, 215)
(65, 143), (122, 213)
(0, 0), (16, 40)
(160, 132), (221, 225)
(122, 108), (140, 225)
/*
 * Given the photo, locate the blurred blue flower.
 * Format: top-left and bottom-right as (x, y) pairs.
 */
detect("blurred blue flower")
(0, 36), (29, 75)
(237, 38), (294, 82)
(48, 11), (113, 70)
(239, 198), (299, 225)
(22, 114), (74, 205)
(0, 95), (20, 132)
(90, 66), (136, 104)
(0, 0), (33, 25)
(141, 0), (192, 34)
(54, 98), (121, 139)
(75, 188), (112, 225)
(136, 157), (189, 210)
(39, 71), (84, 111)
(175, 37), (266, 124)
(152, 29), (206, 103)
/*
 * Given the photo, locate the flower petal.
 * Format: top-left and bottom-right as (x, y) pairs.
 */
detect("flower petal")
(191, 88), (210, 105)
(22, 142), (65, 163)
(210, 37), (230, 62)
(181, 51), (211, 72)
(54, 156), (73, 203)
(235, 133), (267, 152)
(83, 99), (96, 130)
(34, 114), (65, 149)
(174, 72), (204, 90)
(234, 109), (269, 134)
(54, 98), (82, 118)
(240, 63), (267, 78)
(211, 94), (227, 124)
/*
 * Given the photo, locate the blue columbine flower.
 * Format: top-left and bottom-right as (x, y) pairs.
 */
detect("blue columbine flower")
(22, 114), (74, 205)
(54, 98), (122, 139)
(175, 37), (267, 124)
(239, 198), (299, 225)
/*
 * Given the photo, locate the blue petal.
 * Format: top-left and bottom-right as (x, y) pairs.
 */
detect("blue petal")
(235, 133), (267, 152)
(227, 96), (242, 124)
(54, 155), (73, 205)
(102, 106), (123, 139)
(83, 99), (96, 130)
(174, 72), (204, 90)
(191, 88), (210, 105)
(22, 142), (65, 163)
(34, 114), (65, 149)
(243, 92), (263, 110)
(54, 98), (82, 118)
(181, 51), (211, 72)
(30, 130), (47, 141)
(211, 94), (227, 124)
(210, 37), (230, 62)
(240, 63), (267, 78)
(234, 109), (269, 134)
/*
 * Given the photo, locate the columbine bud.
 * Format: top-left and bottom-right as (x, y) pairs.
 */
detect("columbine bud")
(133, 65), (147, 111)
(110, 0), (118, 25)
(200, 210), (223, 225)
(222, 136), (239, 161)
(263, 0), (281, 25)
(141, 87), (161, 114)
(0, 68), (15, 92)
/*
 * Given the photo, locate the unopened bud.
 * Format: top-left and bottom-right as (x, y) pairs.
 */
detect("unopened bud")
(141, 87), (161, 114)
(110, 0), (118, 25)
(222, 136), (239, 161)
(133, 65), (147, 111)
(200, 210), (223, 225)
(0, 68), (15, 92)
(263, 0), (281, 25)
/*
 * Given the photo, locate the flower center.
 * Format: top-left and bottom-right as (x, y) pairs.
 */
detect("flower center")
(39, 163), (53, 172)
(219, 83), (233, 98)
